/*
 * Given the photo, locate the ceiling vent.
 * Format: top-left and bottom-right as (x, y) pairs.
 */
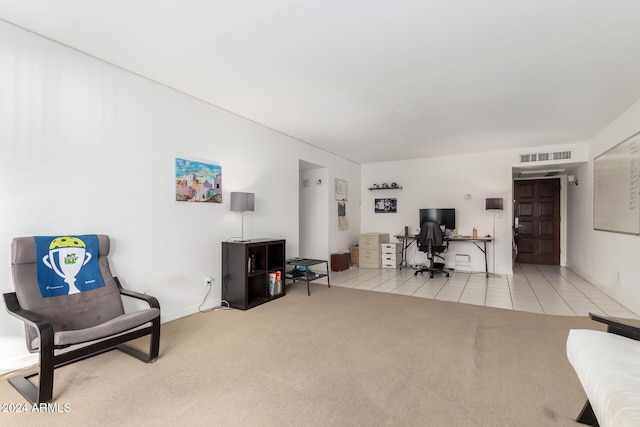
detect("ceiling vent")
(520, 150), (572, 163)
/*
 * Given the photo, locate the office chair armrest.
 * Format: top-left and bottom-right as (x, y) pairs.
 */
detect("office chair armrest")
(590, 312), (640, 340)
(114, 277), (160, 309)
(3, 292), (55, 341)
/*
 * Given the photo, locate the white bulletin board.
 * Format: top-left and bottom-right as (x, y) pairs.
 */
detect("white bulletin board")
(593, 131), (640, 234)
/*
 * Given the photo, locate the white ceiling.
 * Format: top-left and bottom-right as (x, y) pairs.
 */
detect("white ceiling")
(2, 0), (640, 164)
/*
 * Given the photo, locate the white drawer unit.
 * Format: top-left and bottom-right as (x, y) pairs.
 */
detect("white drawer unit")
(381, 252), (401, 268)
(380, 242), (401, 268)
(381, 259), (401, 268)
(382, 263), (400, 269)
(381, 252), (401, 263)
(381, 242), (401, 254)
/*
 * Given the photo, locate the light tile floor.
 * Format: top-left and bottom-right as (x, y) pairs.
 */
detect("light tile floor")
(305, 263), (639, 319)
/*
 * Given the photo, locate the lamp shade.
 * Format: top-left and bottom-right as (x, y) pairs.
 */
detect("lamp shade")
(230, 192), (255, 212)
(485, 198), (504, 211)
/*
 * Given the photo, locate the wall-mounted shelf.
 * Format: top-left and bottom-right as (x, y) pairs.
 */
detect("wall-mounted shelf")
(368, 186), (402, 191)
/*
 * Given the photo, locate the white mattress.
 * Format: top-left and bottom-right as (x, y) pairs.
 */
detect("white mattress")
(567, 329), (640, 427)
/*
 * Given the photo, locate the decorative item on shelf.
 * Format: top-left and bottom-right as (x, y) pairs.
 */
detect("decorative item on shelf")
(275, 271), (282, 294)
(368, 183), (402, 190)
(268, 273), (276, 296)
(230, 192), (255, 242)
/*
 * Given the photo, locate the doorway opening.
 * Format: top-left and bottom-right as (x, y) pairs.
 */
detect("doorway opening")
(513, 178), (561, 265)
(299, 160), (328, 260)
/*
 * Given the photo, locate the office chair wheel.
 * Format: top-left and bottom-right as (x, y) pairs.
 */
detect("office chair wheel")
(429, 274), (434, 279)
(446, 273), (450, 277)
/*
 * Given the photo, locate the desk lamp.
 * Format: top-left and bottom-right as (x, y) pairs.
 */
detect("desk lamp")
(485, 198), (503, 276)
(230, 192), (255, 241)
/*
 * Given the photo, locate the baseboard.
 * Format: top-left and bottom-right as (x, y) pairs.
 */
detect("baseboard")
(160, 300), (224, 323)
(1, 303), (222, 375)
(0, 346), (38, 376)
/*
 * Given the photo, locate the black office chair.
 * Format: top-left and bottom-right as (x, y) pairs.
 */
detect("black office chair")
(414, 221), (450, 278)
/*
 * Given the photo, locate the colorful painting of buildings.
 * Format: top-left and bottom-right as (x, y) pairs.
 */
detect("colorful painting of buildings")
(175, 158), (222, 203)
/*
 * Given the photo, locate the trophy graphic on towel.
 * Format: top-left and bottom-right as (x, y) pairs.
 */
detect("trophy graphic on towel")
(42, 236), (92, 294)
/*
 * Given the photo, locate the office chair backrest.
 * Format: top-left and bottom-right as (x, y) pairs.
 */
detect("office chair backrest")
(418, 221), (444, 250)
(11, 235), (125, 351)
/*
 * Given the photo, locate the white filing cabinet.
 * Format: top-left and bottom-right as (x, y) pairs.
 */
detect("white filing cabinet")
(381, 242), (402, 268)
(359, 233), (390, 269)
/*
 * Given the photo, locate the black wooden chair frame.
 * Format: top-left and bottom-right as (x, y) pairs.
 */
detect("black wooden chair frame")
(3, 277), (160, 405)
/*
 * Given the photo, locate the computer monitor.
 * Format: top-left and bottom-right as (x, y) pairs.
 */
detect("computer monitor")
(419, 208), (456, 231)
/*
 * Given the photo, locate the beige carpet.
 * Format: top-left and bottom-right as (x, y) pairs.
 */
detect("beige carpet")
(0, 282), (600, 426)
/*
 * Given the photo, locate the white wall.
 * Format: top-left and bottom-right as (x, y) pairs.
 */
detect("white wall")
(299, 167), (329, 259)
(0, 21), (360, 371)
(299, 166), (359, 259)
(361, 143), (589, 275)
(361, 152), (514, 274)
(567, 98), (640, 315)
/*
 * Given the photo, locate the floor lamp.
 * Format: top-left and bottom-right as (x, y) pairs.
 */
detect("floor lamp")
(230, 192), (255, 242)
(485, 198), (504, 277)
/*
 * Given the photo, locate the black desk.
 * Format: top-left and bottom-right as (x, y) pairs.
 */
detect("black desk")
(393, 235), (494, 277)
(446, 236), (494, 278)
(393, 234), (417, 270)
(285, 258), (330, 296)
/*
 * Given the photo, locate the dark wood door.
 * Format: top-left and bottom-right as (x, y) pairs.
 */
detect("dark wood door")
(514, 179), (560, 264)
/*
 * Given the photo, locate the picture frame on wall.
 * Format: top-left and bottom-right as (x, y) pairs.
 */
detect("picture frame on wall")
(335, 178), (348, 201)
(375, 198), (397, 213)
(175, 157), (222, 203)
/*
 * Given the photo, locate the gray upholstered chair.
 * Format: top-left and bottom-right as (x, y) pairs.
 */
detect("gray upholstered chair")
(3, 234), (160, 404)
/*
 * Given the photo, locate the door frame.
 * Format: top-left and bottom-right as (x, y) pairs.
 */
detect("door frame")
(512, 175), (567, 266)
(299, 160), (329, 260)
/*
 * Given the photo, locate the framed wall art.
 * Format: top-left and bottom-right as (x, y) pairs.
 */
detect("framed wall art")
(335, 178), (348, 201)
(175, 158), (222, 203)
(375, 198), (397, 213)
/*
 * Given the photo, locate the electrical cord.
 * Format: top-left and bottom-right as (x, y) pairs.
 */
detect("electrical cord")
(198, 284), (232, 312)
(199, 240), (234, 313)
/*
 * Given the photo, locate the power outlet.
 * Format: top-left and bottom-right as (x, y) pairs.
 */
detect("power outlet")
(205, 276), (213, 287)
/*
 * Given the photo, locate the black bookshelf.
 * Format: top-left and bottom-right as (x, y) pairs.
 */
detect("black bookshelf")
(222, 239), (286, 310)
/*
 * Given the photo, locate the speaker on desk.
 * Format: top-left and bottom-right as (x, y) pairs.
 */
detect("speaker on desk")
(404, 226), (409, 235)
